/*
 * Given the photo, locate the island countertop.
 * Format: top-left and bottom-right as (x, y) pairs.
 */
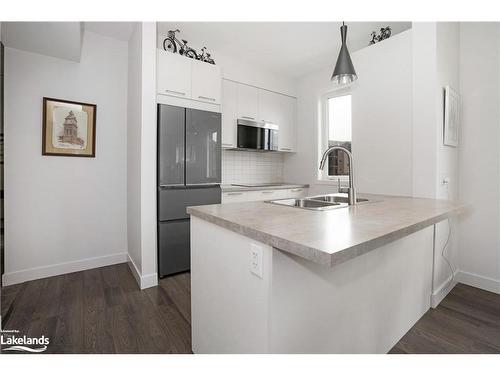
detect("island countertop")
(186, 194), (463, 267)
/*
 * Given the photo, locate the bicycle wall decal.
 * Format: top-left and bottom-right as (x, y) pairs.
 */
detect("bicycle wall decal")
(369, 26), (392, 45)
(163, 29), (216, 65)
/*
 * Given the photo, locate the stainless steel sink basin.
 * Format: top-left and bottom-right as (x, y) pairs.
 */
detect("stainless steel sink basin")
(266, 194), (379, 211)
(266, 198), (341, 210)
(309, 195), (369, 204)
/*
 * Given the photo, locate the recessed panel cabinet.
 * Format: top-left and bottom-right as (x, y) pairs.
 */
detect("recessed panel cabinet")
(157, 49), (221, 105)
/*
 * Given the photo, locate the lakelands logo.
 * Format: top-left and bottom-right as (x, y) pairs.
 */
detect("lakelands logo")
(1, 329), (49, 353)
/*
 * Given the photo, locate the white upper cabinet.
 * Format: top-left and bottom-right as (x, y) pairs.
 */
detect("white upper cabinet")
(157, 49), (221, 105)
(236, 84), (259, 121)
(258, 89), (281, 125)
(157, 49), (192, 98)
(221, 80), (238, 148)
(277, 95), (297, 152)
(191, 59), (222, 104)
(220, 79), (297, 152)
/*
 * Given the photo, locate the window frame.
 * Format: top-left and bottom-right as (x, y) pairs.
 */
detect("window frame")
(317, 88), (352, 184)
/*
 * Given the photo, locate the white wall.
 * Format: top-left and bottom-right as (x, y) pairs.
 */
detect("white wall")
(127, 22), (158, 289)
(127, 23), (143, 274)
(3, 31), (128, 285)
(284, 24), (463, 303)
(352, 31), (413, 196)
(432, 23), (461, 302)
(284, 30), (413, 196)
(457, 23), (500, 293)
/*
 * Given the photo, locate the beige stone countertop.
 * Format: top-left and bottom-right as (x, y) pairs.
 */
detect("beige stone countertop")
(186, 194), (464, 267)
(221, 183), (309, 193)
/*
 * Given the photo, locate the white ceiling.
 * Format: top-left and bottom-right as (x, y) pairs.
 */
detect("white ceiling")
(157, 22), (412, 78)
(84, 22), (136, 41)
(1, 22), (84, 62)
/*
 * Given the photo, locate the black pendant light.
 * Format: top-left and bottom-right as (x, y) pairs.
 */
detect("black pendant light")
(331, 22), (357, 85)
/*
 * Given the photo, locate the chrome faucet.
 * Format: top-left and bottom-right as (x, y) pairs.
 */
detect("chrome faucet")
(319, 146), (357, 205)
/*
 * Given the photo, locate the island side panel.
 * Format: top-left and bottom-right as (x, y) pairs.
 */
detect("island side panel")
(269, 226), (434, 354)
(190, 216), (273, 353)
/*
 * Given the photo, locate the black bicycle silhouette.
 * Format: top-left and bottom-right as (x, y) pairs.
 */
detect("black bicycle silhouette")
(369, 26), (392, 45)
(163, 29), (198, 59)
(197, 47), (215, 65)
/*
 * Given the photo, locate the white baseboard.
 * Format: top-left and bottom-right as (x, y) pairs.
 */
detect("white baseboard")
(431, 269), (459, 308)
(2, 252), (128, 286)
(127, 254), (158, 290)
(456, 270), (500, 294)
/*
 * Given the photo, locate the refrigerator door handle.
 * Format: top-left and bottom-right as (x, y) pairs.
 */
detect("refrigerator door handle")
(159, 184), (186, 189)
(185, 183), (221, 188)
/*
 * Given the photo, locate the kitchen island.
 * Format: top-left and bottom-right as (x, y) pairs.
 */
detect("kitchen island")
(187, 194), (462, 353)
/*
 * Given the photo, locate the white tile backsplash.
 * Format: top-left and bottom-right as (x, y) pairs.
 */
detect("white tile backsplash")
(222, 150), (284, 184)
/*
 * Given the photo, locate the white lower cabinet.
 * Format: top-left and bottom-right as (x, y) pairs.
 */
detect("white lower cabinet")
(222, 188), (307, 204)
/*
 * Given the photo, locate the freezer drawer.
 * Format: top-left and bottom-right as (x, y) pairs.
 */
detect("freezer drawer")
(158, 220), (190, 277)
(158, 186), (221, 221)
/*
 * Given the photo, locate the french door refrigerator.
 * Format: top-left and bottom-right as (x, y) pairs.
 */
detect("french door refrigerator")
(157, 104), (221, 277)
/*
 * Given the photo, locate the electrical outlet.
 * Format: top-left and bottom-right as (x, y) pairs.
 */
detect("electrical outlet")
(249, 244), (263, 279)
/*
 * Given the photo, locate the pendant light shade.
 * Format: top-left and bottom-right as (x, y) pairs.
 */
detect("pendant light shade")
(331, 22), (357, 85)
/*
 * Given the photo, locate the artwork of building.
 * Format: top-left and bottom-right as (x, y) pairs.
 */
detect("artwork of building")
(58, 110), (84, 146)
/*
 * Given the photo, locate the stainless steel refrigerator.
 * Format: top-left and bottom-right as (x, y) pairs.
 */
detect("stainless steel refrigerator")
(157, 104), (221, 277)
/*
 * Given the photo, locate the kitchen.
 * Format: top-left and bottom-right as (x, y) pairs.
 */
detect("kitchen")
(1, 10), (500, 368)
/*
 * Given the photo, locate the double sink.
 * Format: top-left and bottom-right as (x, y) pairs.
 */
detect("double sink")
(267, 194), (371, 211)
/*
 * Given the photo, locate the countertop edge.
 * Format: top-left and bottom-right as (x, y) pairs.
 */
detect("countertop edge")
(327, 207), (462, 267)
(187, 204), (464, 267)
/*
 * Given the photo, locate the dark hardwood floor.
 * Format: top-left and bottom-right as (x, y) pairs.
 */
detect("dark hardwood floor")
(2, 263), (499, 354)
(390, 283), (500, 354)
(1, 263), (192, 354)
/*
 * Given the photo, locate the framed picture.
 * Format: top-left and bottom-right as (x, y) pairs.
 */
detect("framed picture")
(42, 97), (96, 157)
(443, 85), (460, 147)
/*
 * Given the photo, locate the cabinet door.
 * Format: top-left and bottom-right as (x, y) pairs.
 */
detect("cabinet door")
(157, 50), (191, 98)
(258, 89), (280, 125)
(221, 80), (238, 148)
(278, 95), (297, 152)
(236, 84), (259, 121)
(191, 60), (222, 104)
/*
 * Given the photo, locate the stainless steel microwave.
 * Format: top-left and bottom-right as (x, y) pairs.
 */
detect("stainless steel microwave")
(237, 119), (279, 151)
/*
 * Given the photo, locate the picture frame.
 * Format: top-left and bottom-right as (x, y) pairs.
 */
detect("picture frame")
(443, 85), (460, 147)
(42, 97), (97, 157)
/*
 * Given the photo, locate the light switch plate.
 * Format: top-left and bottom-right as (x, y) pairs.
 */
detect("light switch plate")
(250, 243), (263, 279)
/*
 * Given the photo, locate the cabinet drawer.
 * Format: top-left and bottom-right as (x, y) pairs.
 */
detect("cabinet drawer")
(221, 188), (307, 203)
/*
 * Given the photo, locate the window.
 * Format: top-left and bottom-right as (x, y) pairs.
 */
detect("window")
(319, 92), (352, 181)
